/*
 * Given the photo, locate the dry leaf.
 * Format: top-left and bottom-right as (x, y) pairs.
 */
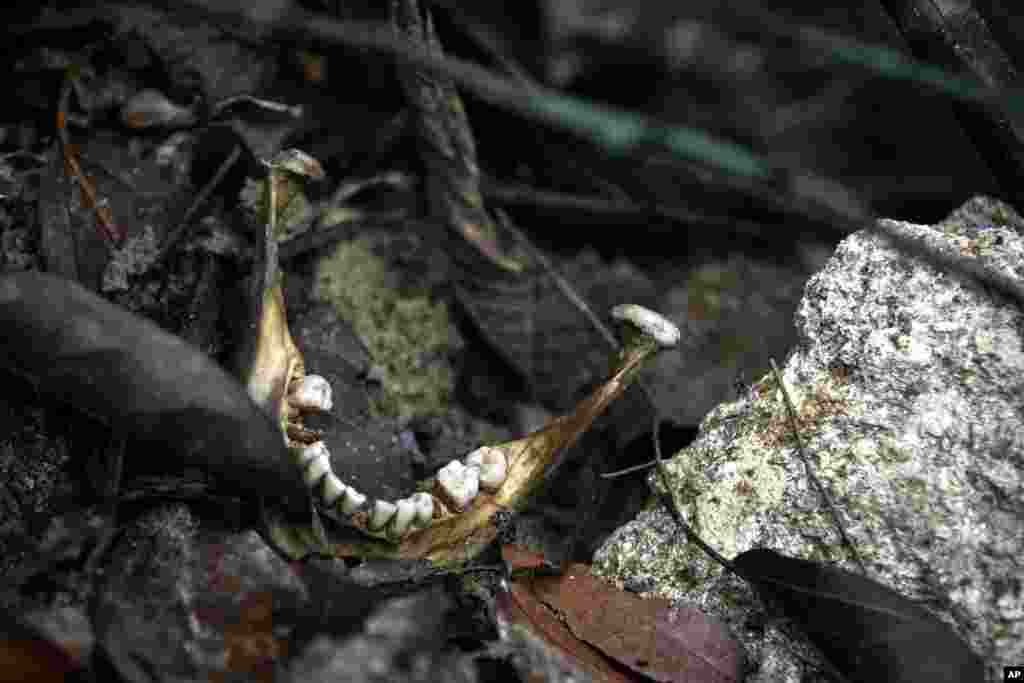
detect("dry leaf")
(526, 563), (744, 683)
(733, 549), (983, 683)
(495, 582), (637, 683)
(0, 271), (311, 519)
(500, 544), (550, 572)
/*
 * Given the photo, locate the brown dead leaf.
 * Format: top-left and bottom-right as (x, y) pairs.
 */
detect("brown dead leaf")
(58, 109), (125, 246)
(495, 582), (638, 683)
(525, 563), (744, 683)
(501, 544), (548, 572)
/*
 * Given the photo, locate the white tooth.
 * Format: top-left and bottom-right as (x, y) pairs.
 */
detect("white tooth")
(409, 492), (434, 525)
(464, 446), (508, 492)
(303, 450), (332, 487)
(288, 374), (333, 412)
(388, 498), (417, 537)
(338, 487), (366, 515)
(321, 473), (346, 506)
(369, 499), (397, 531)
(437, 460), (479, 511)
(294, 441), (329, 468)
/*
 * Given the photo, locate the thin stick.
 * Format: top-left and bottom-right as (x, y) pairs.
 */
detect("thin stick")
(85, 433), (125, 573)
(650, 410), (738, 575)
(211, 94), (303, 118)
(497, 210), (620, 352)
(154, 144), (242, 269)
(770, 358), (865, 574)
(600, 458), (657, 478)
(57, 74), (124, 246)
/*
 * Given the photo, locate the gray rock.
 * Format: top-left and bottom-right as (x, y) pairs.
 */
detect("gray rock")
(93, 506), (310, 682)
(285, 588), (477, 683)
(593, 197), (1024, 682)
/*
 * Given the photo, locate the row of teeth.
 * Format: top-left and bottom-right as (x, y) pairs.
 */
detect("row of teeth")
(284, 374), (509, 539)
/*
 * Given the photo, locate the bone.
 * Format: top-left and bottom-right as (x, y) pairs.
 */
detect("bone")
(436, 459), (479, 511)
(464, 446), (508, 492)
(288, 374), (333, 412)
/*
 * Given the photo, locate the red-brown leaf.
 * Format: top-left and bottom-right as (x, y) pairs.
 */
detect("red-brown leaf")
(501, 543), (549, 571)
(526, 563), (743, 683)
(495, 583), (637, 683)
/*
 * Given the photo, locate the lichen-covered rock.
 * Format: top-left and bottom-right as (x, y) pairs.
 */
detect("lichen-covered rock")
(594, 197), (1024, 682)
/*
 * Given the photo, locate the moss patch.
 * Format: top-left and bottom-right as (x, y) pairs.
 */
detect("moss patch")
(313, 235), (458, 421)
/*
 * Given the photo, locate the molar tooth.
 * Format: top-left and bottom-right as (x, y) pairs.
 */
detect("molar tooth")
(436, 459), (479, 511)
(338, 487), (366, 515)
(321, 473), (346, 506)
(464, 446), (508, 492)
(388, 498), (417, 538)
(288, 374), (333, 412)
(369, 500), (397, 531)
(303, 449), (332, 488)
(409, 492), (434, 525)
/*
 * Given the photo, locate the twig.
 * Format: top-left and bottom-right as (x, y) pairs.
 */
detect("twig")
(211, 94), (304, 118)
(392, 0), (525, 273)
(279, 211), (412, 261)
(330, 170), (413, 206)
(85, 434), (125, 573)
(38, 141), (79, 281)
(650, 410), (738, 575)
(482, 177), (770, 240)
(600, 458), (656, 479)
(57, 73), (125, 246)
(869, 218), (1024, 309)
(497, 210), (619, 351)
(770, 358), (865, 574)
(153, 144), (242, 269)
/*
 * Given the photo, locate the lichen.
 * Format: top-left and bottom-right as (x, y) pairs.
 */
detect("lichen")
(313, 235), (458, 421)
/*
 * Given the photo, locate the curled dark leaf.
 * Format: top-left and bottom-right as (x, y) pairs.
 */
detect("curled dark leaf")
(0, 271), (309, 519)
(120, 89), (197, 130)
(733, 548), (984, 683)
